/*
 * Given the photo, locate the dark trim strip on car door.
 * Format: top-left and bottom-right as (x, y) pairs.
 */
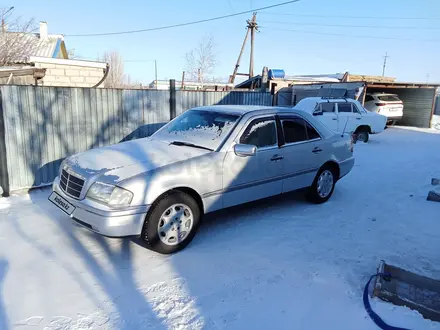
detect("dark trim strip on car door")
(201, 167), (319, 199)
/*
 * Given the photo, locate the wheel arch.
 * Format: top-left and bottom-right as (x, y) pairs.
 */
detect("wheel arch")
(149, 186), (204, 215)
(320, 161), (340, 181)
(355, 125), (371, 134)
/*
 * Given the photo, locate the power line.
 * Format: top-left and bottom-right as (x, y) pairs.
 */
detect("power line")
(65, 0), (300, 37)
(259, 20), (440, 30)
(260, 12), (440, 20)
(261, 26), (440, 42)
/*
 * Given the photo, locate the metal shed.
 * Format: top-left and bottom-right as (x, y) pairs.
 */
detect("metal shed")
(290, 81), (439, 128)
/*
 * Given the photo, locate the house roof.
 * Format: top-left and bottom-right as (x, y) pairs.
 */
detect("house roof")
(22, 33), (64, 58)
(235, 73), (342, 88)
(5, 29), (67, 64)
(0, 65), (45, 78)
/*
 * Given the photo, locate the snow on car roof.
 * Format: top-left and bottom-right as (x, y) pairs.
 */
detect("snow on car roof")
(192, 105), (276, 115)
(192, 105), (314, 117)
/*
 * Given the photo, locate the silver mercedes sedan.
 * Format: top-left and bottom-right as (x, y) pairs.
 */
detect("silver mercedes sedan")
(49, 105), (355, 254)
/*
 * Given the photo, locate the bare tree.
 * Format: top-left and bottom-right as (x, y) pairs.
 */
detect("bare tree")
(185, 36), (217, 85)
(0, 8), (39, 66)
(101, 51), (126, 88)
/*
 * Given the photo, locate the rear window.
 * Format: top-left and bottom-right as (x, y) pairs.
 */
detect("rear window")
(378, 95), (401, 102)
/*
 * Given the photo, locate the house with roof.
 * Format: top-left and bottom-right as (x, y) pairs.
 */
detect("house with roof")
(0, 22), (108, 87)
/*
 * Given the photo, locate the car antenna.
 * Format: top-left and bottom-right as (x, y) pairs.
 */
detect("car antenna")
(341, 116), (349, 137)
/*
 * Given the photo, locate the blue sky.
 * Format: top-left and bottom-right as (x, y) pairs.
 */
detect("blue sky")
(9, 0), (440, 84)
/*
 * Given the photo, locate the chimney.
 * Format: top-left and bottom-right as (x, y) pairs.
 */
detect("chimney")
(39, 21), (48, 39)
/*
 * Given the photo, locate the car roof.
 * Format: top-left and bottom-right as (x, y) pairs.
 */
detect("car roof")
(296, 97), (353, 103)
(192, 105), (275, 115)
(367, 93), (397, 96)
(191, 105), (334, 139)
(193, 105), (314, 117)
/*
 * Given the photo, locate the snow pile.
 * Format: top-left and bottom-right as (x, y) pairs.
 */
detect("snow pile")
(0, 127), (439, 329)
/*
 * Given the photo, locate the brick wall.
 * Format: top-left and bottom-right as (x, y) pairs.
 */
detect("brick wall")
(34, 62), (105, 88)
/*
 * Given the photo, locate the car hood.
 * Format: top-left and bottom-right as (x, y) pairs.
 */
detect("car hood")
(64, 138), (210, 184)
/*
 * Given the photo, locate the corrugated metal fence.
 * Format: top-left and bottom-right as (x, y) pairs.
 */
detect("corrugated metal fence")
(432, 94), (440, 130)
(0, 85), (272, 193)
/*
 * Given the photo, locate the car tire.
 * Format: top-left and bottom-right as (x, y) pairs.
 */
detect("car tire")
(141, 191), (201, 254)
(355, 128), (369, 143)
(307, 166), (337, 204)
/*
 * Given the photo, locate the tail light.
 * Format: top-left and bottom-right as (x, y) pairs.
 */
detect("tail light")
(375, 103), (386, 106)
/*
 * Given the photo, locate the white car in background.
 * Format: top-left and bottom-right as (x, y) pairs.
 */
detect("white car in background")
(364, 93), (404, 125)
(294, 97), (387, 143)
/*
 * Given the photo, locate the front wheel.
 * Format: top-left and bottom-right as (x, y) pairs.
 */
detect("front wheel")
(141, 191), (201, 254)
(307, 167), (336, 204)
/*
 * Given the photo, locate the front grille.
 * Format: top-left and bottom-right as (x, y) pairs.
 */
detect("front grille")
(60, 169), (85, 199)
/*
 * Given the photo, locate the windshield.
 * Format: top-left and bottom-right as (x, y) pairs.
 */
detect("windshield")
(378, 95), (401, 102)
(153, 109), (240, 150)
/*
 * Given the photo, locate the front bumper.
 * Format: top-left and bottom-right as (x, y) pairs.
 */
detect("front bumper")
(52, 177), (149, 237)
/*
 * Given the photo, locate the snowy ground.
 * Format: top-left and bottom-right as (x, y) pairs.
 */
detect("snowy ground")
(1, 127), (440, 330)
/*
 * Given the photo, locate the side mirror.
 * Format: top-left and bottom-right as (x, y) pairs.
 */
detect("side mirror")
(234, 144), (257, 157)
(313, 110), (323, 116)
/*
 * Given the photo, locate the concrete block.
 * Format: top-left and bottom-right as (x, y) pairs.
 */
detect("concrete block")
(69, 76), (84, 83)
(51, 76), (70, 83)
(427, 191), (440, 202)
(85, 77), (99, 83)
(88, 70), (104, 77)
(65, 69), (80, 76)
(47, 69), (65, 76)
(79, 71), (90, 76)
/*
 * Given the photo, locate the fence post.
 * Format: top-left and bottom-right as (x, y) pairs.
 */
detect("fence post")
(0, 89), (10, 197)
(271, 83), (278, 106)
(169, 79), (176, 119)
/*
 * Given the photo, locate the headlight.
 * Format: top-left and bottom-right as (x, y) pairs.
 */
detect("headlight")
(108, 187), (133, 207)
(87, 182), (133, 207)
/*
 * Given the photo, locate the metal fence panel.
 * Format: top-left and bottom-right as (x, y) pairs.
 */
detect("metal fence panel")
(0, 86), (272, 191)
(176, 91), (272, 114)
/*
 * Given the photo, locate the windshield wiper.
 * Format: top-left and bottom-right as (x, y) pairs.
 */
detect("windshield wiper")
(170, 141), (214, 151)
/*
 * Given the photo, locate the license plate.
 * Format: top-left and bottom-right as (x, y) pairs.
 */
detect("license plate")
(389, 108), (399, 112)
(49, 192), (76, 216)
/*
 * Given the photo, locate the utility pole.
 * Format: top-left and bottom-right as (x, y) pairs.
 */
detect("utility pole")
(382, 52), (389, 77)
(229, 13), (258, 84)
(248, 13), (257, 79)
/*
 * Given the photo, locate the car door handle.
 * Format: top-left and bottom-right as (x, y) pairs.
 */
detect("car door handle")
(312, 147), (323, 153)
(270, 155), (284, 161)
(332, 118), (338, 120)
(356, 117), (361, 120)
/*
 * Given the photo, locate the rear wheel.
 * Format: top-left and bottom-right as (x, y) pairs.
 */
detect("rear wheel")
(141, 191), (201, 254)
(307, 166), (337, 204)
(355, 127), (370, 143)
